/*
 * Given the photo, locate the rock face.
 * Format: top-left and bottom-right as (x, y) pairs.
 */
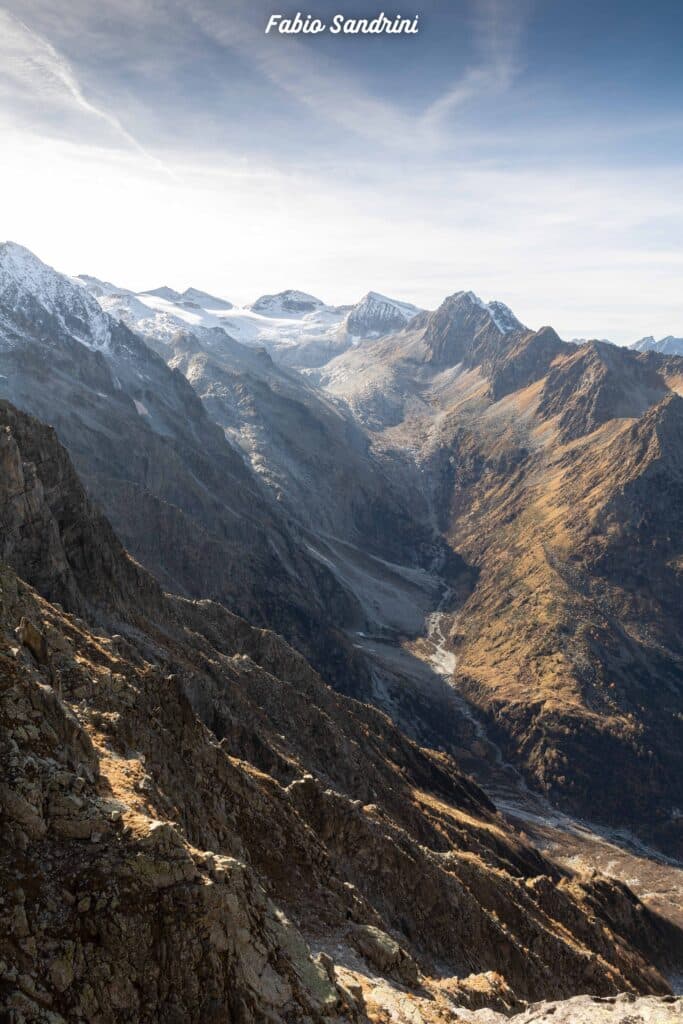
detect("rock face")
(1, 400), (681, 1021)
(349, 925), (419, 986)
(537, 340), (669, 440)
(0, 605), (344, 1023)
(0, 399), (165, 624)
(422, 291), (527, 369)
(166, 333), (448, 560)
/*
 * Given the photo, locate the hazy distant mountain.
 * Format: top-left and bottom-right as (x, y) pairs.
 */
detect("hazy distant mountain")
(249, 288), (324, 317)
(181, 286), (233, 309)
(76, 272), (133, 299)
(139, 284), (184, 301)
(568, 336), (615, 346)
(631, 334), (683, 355)
(567, 335), (683, 354)
(80, 274), (430, 367)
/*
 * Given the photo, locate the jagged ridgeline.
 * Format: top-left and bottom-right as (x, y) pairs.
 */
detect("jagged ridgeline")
(1, 241), (682, 1022)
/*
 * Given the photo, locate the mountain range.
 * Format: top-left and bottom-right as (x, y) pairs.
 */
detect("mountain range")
(78, 273), (425, 369)
(1, 240), (682, 1022)
(631, 335), (683, 356)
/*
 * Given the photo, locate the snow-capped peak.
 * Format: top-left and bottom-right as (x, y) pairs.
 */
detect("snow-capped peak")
(345, 291), (422, 339)
(630, 335), (683, 355)
(631, 336), (656, 351)
(0, 242), (111, 350)
(249, 290), (325, 318)
(441, 290), (523, 335)
(181, 287), (233, 310)
(486, 300), (525, 334)
(76, 274), (133, 299)
(140, 286), (182, 302)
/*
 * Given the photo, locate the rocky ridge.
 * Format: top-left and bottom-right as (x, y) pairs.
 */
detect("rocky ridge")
(2, 402), (682, 1021)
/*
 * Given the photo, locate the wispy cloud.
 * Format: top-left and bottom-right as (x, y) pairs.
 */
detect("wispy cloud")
(182, 0), (529, 151)
(0, 0), (530, 158)
(0, 6), (171, 172)
(422, 0), (528, 136)
(181, 0), (418, 149)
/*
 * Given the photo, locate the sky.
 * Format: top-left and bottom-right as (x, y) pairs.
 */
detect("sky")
(0, 0), (682, 342)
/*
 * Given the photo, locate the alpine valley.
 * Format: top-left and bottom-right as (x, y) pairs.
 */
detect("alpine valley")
(1, 241), (682, 1024)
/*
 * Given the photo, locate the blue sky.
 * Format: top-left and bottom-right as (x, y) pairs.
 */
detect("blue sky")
(0, 0), (682, 341)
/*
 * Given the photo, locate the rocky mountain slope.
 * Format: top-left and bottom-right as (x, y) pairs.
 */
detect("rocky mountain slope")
(153, 329), (438, 559)
(459, 994), (683, 1023)
(4, 400), (682, 1021)
(0, 243), (384, 687)
(315, 291), (683, 854)
(10, 249), (681, 857)
(73, 265), (683, 856)
(2, 244), (482, 710)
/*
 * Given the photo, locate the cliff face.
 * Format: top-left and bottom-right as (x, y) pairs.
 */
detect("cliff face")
(1, 400), (681, 1022)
